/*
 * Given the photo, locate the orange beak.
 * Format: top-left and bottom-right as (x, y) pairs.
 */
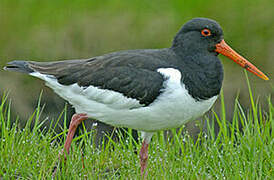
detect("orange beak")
(215, 40), (269, 80)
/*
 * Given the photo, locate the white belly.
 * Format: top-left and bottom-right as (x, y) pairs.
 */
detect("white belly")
(30, 68), (218, 132)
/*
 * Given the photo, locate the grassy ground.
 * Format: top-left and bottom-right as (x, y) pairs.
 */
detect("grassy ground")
(0, 75), (273, 179)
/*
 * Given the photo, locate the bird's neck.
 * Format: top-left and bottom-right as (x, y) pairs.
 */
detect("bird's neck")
(170, 46), (224, 101)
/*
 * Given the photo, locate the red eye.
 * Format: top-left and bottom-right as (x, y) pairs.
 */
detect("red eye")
(201, 28), (211, 37)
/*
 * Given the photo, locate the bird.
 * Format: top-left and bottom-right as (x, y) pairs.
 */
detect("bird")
(3, 17), (269, 177)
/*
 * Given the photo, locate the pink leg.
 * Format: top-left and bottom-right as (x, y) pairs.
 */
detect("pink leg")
(53, 113), (88, 176)
(62, 113), (88, 159)
(139, 141), (149, 177)
(81, 150), (85, 169)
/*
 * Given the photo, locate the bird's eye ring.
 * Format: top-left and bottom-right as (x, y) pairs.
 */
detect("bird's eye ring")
(201, 28), (211, 37)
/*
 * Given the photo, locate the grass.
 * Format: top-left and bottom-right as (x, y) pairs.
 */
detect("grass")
(0, 75), (273, 179)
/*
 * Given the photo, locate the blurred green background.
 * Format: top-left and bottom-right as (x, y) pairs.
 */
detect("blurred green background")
(0, 0), (273, 123)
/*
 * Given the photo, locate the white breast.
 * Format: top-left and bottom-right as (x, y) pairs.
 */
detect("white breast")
(30, 68), (217, 132)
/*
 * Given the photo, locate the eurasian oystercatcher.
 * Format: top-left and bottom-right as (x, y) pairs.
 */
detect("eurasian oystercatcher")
(4, 18), (269, 176)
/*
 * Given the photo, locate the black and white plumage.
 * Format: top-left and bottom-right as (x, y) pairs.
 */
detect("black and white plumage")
(4, 18), (268, 176)
(5, 49), (221, 131)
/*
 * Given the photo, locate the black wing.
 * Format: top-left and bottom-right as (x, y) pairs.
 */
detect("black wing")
(4, 50), (170, 105)
(76, 66), (164, 105)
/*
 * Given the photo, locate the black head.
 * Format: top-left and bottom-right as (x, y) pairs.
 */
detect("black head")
(171, 17), (269, 81)
(172, 18), (224, 54)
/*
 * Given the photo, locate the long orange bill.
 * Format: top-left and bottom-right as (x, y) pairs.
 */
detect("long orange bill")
(215, 40), (269, 80)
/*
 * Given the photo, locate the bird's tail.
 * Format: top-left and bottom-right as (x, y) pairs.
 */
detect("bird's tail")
(3, 60), (34, 74)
